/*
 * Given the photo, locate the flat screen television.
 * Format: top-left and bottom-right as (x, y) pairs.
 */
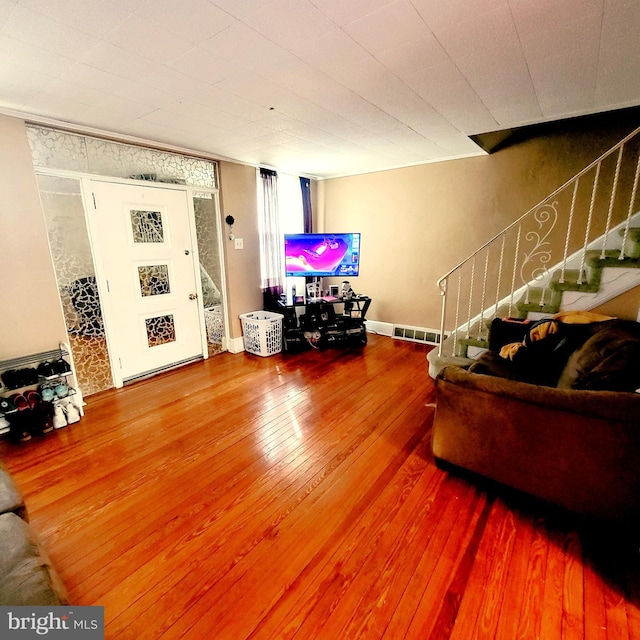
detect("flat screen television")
(284, 233), (361, 277)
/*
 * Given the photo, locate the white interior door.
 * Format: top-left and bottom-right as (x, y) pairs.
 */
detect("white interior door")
(90, 181), (203, 382)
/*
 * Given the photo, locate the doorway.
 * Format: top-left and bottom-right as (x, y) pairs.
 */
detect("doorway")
(88, 180), (205, 384)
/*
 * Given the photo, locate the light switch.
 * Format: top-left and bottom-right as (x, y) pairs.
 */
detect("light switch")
(234, 238), (244, 250)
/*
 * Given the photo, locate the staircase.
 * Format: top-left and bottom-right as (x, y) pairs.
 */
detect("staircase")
(428, 125), (640, 378)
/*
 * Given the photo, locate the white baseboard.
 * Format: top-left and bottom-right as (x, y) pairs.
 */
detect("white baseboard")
(228, 321), (424, 354)
(365, 320), (393, 336)
(227, 336), (245, 354)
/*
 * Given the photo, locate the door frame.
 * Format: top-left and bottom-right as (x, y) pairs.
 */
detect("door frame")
(81, 176), (210, 388)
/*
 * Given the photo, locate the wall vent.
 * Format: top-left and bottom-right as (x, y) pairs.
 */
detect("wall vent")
(392, 325), (444, 345)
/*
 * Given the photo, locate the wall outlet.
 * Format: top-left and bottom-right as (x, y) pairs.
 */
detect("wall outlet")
(234, 238), (244, 250)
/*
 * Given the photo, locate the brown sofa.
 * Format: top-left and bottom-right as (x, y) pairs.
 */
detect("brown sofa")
(431, 318), (640, 523)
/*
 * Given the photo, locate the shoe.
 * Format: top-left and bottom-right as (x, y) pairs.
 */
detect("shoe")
(36, 361), (57, 378)
(39, 386), (55, 402)
(9, 394), (29, 411)
(7, 412), (31, 442)
(0, 397), (16, 414)
(35, 401), (54, 434)
(54, 383), (69, 398)
(17, 368), (38, 387)
(1, 370), (18, 390)
(61, 399), (80, 424)
(53, 404), (67, 429)
(52, 358), (71, 374)
(2, 368), (38, 389)
(24, 389), (42, 409)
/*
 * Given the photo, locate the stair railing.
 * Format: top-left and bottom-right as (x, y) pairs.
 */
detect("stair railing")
(437, 125), (640, 358)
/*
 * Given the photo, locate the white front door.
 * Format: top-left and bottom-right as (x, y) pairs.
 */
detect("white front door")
(89, 181), (203, 383)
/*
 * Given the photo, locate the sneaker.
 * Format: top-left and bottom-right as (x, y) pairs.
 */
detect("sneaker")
(36, 361), (57, 378)
(61, 399), (80, 424)
(0, 397), (16, 414)
(54, 383), (69, 398)
(18, 368), (38, 386)
(52, 358), (71, 374)
(39, 386), (55, 402)
(1, 370), (19, 390)
(53, 404), (67, 429)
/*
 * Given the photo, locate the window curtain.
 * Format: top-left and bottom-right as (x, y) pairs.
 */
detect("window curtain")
(300, 177), (312, 233)
(257, 169), (308, 310)
(258, 168), (282, 303)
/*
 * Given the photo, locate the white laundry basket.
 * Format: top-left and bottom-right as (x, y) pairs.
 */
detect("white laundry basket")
(204, 306), (223, 344)
(239, 311), (284, 356)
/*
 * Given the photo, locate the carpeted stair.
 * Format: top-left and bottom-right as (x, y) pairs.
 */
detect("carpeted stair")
(428, 228), (640, 378)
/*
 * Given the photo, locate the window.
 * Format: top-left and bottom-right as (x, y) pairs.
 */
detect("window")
(257, 169), (306, 294)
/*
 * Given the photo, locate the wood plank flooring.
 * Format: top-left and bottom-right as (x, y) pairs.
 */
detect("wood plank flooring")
(2, 334), (639, 639)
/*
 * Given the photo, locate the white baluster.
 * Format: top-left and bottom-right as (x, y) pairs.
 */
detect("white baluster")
(561, 179), (579, 284)
(479, 251), (489, 338)
(453, 270), (462, 356)
(601, 145), (624, 259)
(620, 152), (640, 260)
(437, 277), (447, 357)
(509, 226), (522, 316)
(578, 163), (601, 284)
(466, 256), (476, 339)
(494, 236), (506, 316)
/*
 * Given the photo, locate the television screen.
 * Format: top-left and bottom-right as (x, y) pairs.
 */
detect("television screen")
(284, 233), (361, 277)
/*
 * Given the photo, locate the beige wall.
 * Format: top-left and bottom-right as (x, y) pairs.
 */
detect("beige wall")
(592, 286), (640, 321)
(218, 160), (263, 338)
(1, 112), (638, 362)
(318, 119), (640, 329)
(0, 116), (263, 359)
(0, 115), (68, 360)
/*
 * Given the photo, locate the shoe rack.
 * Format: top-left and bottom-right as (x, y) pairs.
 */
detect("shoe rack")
(0, 342), (84, 443)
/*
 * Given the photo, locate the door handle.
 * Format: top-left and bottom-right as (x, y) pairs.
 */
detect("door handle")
(189, 293), (198, 300)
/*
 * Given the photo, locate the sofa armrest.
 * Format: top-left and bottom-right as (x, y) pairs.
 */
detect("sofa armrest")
(432, 366), (640, 521)
(438, 364), (640, 421)
(0, 463), (27, 520)
(0, 513), (68, 605)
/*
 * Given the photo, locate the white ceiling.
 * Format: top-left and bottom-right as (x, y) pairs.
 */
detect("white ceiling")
(1, 0), (639, 178)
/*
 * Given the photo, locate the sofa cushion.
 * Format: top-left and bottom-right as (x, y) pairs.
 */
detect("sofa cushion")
(557, 320), (640, 392)
(468, 350), (520, 379)
(483, 319), (602, 387)
(0, 513), (68, 605)
(487, 317), (532, 351)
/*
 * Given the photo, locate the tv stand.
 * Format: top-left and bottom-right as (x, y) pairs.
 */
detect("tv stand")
(277, 295), (371, 351)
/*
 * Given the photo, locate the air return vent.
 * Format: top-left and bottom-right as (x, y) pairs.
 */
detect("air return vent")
(392, 325), (444, 345)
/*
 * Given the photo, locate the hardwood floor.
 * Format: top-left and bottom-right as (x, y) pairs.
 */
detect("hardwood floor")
(2, 334), (639, 639)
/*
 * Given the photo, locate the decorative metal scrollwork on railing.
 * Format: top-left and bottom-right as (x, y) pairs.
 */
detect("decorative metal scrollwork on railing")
(436, 125), (640, 358)
(519, 201), (558, 304)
